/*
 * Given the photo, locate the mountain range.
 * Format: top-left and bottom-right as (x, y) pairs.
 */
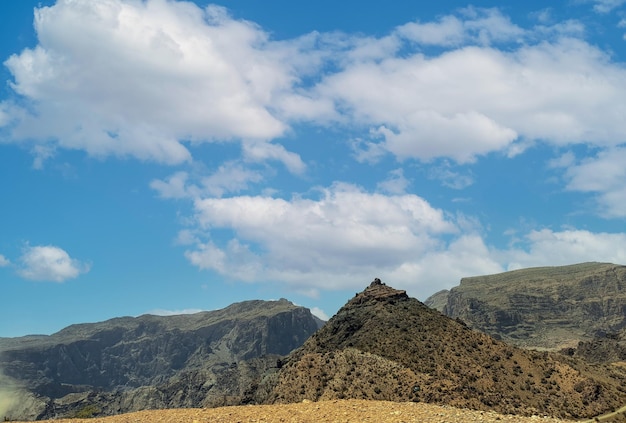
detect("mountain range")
(2, 263), (626, 421)
(0, 299), (322, 420)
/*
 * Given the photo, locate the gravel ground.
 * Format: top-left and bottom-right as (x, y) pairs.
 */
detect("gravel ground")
(14, 400), (573, 423)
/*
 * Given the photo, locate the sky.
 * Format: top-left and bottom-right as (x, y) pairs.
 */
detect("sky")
(1, 0), (626, 337)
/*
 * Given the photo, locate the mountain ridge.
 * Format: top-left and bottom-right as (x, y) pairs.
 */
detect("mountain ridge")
(0, 299), (322, 420)
(425, 262), (626, 350)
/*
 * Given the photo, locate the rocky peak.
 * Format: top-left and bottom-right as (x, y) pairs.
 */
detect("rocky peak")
(268, 279), (626, 420)
(347, 278), (408, 306)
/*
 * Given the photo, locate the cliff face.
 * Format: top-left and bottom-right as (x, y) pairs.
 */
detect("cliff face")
(425, 262), (626, 350)
(0, 299), (322, 420)
(267, 279), (626, 420)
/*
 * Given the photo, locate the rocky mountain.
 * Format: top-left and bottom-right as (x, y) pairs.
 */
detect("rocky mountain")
(564, 327), (626, 365)
(0, 299), (322, 421)
(266, 279), (626, 419)
(424, 262), (626, 350)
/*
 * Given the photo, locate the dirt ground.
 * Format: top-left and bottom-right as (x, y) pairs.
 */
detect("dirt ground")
(14, 400), (574, 423)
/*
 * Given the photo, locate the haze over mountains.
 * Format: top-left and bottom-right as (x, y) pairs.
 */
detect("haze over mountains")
(2, 264), (626, 421)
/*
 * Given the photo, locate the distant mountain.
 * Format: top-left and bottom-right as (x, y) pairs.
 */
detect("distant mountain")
(424, 262), (626, 351)
(0, 299), (322, 421)
(266, 279), (626, 419)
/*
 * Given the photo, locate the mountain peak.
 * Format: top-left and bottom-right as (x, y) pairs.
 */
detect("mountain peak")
(269, 278), (626, 419)
(347, 278), (408, 306)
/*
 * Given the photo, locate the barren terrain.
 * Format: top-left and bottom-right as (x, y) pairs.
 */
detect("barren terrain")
(11, 400), (573, 423)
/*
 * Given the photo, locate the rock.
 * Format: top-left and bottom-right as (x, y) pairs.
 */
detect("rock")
(267, 279), (626, 420)
(0, 299), (322, 420)
(425, 262), (626, 351)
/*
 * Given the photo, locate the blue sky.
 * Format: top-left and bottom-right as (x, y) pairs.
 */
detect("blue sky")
(1, 0), (626, 337)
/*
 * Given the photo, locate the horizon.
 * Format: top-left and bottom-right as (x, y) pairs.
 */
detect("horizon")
(1, 0), (626, 337)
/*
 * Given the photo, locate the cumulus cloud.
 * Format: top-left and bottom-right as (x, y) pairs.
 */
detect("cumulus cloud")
(183, 182), (460, 294)
(176, 180), (626, 298)
(150, 171), (191, 199)
(151, 162), (265, 200)
(588, 0), (626, 13)
(6, 2), (624, 297)
(242, 141), (306, 174)
(318, 34), (626, 163)
(396, 8), (524, 46)
(3, 3), (626, 170)
(17, 245), (90, 282)
(309, 307), (329, 321)
(0, 255), (10, 267)
(377, 168), (410, 194)
(502, 229), (626, 270)
(561, 147), (626, 218)
(2, 0), (314, 166)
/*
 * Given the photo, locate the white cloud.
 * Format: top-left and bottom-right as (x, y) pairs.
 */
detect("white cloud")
(562, 147), (626, 218)
(18, 245), (90, 282)
(151, 162), (265, 200)
(377, 168), (410, 194)
(396, 15), (466, 47)
(184, 183), (459, 294)
(150, 171), (191, 199)
(2, 0), (313, 165)
(201, 162), (265, 197)
(428, 162), (474, 189)
(317, 34), (626, 163)
(588, 0), (626, 13)
(4, 3), (626, 170)
(242, 141), (306, 174)
(385, 234), (505, 297)
(547, 151), (576, 169)
(309, 307), (329, 321)
(177, 179), (626, 298)
(396, 8), (524, 47)
(502, 229), (626, 270)
(0, 255), (10, 267)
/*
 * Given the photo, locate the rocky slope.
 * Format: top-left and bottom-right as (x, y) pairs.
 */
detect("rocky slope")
(0, 299), (322, 421)
(425, 262), (626, 350)
(266, 279), (626, 419)
(564, 327), (626, 365)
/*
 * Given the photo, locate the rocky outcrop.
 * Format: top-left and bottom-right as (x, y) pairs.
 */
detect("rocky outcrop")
(0, 299), (322, 421)
(425, 262), (626, 350)
(267, 279), (626, 419)
(563, 328), (626, 364)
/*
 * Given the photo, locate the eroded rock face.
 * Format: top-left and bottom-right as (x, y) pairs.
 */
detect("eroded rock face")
(0, 299), (322, 421)
(425, 262), (626, 350)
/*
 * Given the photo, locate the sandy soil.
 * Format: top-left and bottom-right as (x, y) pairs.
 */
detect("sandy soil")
(14, 400), (573, 423)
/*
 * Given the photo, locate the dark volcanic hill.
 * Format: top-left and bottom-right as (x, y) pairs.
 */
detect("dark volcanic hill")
(0, 299), (322, 421)
(424, 262), (626, 350)
(266, 279), (626, 419)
